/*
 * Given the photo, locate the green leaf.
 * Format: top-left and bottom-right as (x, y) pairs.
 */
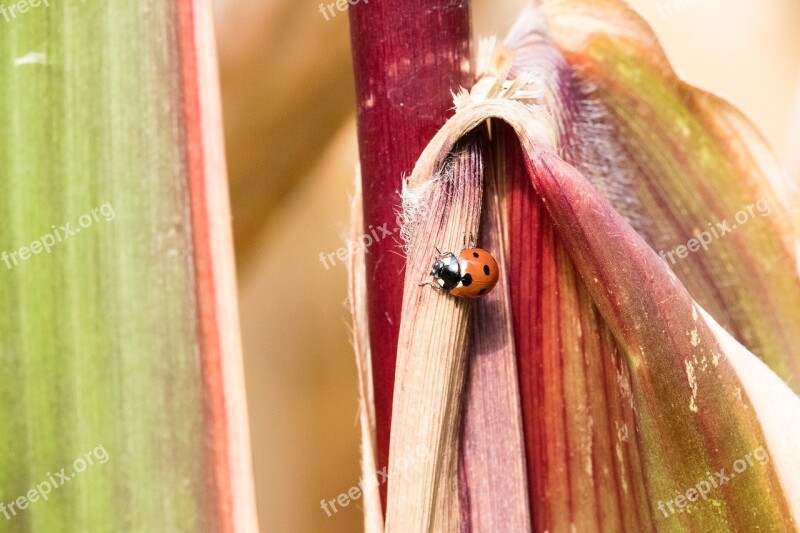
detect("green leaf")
(0, 2), (256, 530)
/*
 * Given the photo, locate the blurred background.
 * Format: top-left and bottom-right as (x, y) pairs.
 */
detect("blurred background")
(210, 0), (800, 531)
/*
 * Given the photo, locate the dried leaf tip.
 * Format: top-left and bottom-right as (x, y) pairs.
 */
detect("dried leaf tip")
(454, 37), (545, 110)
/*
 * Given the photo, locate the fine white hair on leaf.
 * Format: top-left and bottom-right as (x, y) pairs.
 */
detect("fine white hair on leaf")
(398, 153), (461, 254)
(567, 69), (644, 234)
(501, 12), (646, 238)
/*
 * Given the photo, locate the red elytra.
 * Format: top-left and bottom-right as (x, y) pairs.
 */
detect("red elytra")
(450, 248), (499, 298)
(424, 247), (499, 298)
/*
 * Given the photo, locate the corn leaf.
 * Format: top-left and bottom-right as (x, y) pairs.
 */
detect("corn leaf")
(0, 2), (256, 530)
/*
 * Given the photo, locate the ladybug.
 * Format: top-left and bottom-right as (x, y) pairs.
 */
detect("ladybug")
(421, 247), (499, 298)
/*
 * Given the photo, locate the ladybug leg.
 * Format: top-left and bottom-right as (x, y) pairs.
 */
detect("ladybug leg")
(418, 280), (443, 291)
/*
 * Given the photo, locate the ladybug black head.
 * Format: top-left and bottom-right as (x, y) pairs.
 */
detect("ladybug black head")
(431, 253), (460, 291)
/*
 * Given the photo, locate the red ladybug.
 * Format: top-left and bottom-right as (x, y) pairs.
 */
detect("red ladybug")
(421, 247), (499, 298)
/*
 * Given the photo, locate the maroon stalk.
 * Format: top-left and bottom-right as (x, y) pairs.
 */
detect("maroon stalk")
(348, 0), (474, 510)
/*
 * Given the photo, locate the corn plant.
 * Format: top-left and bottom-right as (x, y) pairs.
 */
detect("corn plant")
(348, 1), (800, 531)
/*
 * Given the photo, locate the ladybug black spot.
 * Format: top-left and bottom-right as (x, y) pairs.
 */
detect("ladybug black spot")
(461, 273), (473, 287)
(478, 288), (487, 295)
(472, 252), (479, 258)
(483, 265), (490, 275)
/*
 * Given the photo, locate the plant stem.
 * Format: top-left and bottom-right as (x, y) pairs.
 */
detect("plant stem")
(348, 0), (474, 510)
